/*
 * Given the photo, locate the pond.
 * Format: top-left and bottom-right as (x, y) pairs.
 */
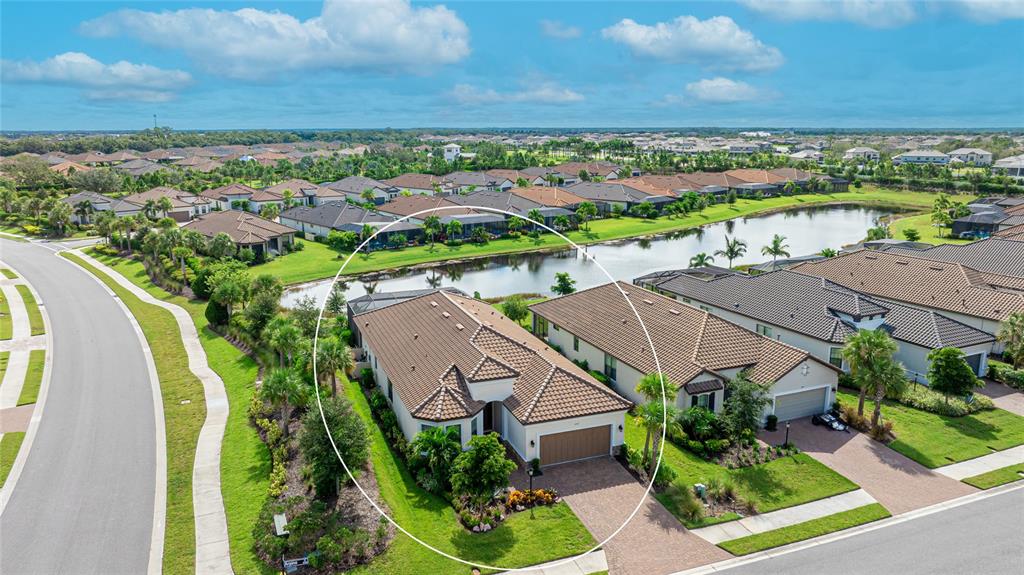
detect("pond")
(281, 204), (899, 307)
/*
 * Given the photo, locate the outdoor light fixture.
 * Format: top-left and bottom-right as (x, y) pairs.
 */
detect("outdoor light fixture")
(785, 421), (791, 446)
(529, 440), (535, 447)
(618, 424), (624, 432)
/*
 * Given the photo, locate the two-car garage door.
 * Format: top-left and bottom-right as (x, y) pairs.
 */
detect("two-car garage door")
(539, 425), (611, 466)
(773, 387), (828, 422)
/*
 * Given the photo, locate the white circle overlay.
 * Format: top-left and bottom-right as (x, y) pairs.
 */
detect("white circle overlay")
(311, 205), (668, 572)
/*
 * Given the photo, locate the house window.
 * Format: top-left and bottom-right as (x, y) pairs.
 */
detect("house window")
(699, 305), (710, 312)
(603, 354), (617, 382)
(471, 417), (479, 436)
(535, 316), (548, 337)
(829, 347), (844, 369)
(387, 381), (393, 401)
(552, 323), (560, 332)
(756, 324), (773, 338)
(446, 424), (461, 440)
(690, 392), (716, 411)
(573, 335), (579, 352)
(420, 423), (434, 433)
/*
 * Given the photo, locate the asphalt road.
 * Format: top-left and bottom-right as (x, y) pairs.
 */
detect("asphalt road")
(717, 487), (1024, 575)
(0, 240), (157, 574)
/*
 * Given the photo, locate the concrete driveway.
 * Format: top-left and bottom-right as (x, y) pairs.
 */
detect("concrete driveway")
(516, 457), (730, 575)
(761, 419), (975, 515)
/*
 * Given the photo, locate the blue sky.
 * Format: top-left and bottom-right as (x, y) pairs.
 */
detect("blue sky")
(2, 1), (1022, 130)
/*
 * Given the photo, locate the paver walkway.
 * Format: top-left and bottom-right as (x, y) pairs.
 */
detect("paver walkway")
(507, 549), (608, 575)
(0, 335), (46, 353)
(0, 405), (33, 433)
(689, 489), (877, 544)
(517, 457), (730, 574)
(935, 445), (1024, 480)
(979, 380), (1024, 417)
(760, 419), (975, 515)
(75, 250), (232, 575)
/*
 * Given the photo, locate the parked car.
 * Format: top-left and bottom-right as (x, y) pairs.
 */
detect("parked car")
(812, 412), (849, 432)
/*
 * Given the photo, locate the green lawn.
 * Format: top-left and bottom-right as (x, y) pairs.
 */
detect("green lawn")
(16, 349), (44, 406)
(62, 253), (206, 575)
(14, 285), (45, 335)
(255, 187), (946, 285)
(0, 351), (9, 384)
(1, 268), (18, 279)
(962, 464), (1024, 489)
(836, 390), (1024, 468)
(625, 417), (858, 528)
(718, 503), (891, 556)
(0, 432), (26, 488)
(80, 250), (272, 575)
(344, 377), (596, 574)
(888, 212), (973, 245)
(0, 290), (11, 340)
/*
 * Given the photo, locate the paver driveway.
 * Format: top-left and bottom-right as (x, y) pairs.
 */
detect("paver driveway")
(761, 419), (975, 515)
(979, 380), (1024, 417)
(515, 457), (730, 575)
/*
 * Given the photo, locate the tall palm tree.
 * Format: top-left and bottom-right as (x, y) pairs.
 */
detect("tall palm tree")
(74, 201), (94, 225)
(689, 252), (714, 267)
(527, 208), (544, 232)
(634, 372), (678, 472)
(143, 199), (159, 220)
(423, 215), (441, 246)
(715, 235), (747, 268)
(997, 312), (1024, 369)
(266, 319), (303, 368)
(316, 336), (352, 396)
(411, 425), (461, 493)
(842, 329), (900, 418)
(635, 401), (681, 478)
(261, 368), (306, 437)
(157, 196), (174, 219)
(761, 234), (791, 267)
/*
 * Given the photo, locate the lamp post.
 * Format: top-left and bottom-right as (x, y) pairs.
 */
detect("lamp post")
(526, 467), (535, 519)
(784, 421), (791, 447)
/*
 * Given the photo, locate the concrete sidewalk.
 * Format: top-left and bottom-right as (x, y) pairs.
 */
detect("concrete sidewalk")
(935, 445), (1024, 480)
(75, 250), (233, 575)
(506, 550), (608, 575)
(690, 489), (877, 544)
(0, 281), (34, 410)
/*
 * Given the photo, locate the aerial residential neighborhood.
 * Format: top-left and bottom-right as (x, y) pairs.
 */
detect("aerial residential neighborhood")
(1, 2), (1022, 575)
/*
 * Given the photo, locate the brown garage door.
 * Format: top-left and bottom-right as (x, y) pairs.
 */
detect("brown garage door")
(539, 425), (611, 466)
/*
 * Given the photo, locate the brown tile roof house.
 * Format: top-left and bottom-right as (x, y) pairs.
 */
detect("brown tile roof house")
(265, 178), (344, 202)
(382, 173), (449, 193)
(199, 183), (260, 204)
(724, 169), (788, 184)
(358, 290), (631, 463)
(508, 186), (587, 208)
(122, 186), (210, 209)
(49, 161), (92, 175)
(182, 210), (295, 252)
(614, 178), (679, 197)
(674, 172), (747, 189)
(531, 282), (835, 390)
(994, 224), (1024, 241)
(791, 250), (1024, 324)
(376, 195), (475, 219)
(553, 161), (622, 178)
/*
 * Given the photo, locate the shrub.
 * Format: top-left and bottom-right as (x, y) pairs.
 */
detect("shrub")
(840, 404), (870, 432)
(299, 395), (369, 498)
(661, 483), (704, 523)
(204, 299), (229, 327)
(765, 414), (778, 431)
(360, 367), (376, 389)
(653, 461), (677, 490)
(191, 266), (214, 300)
(869, 420), (894, 442)
(898, 384), (992, 416)
(989, 360), (1024, 391)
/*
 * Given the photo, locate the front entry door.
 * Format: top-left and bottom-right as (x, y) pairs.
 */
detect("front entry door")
(483, 401), (494, 433)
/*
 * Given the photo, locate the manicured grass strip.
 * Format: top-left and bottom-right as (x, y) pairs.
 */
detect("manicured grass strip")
(62, 252), (205, 575)
(0, 233), (29, 243)
(0, 351), (9, 384)
(962, 464), (1024, 489)
(16, 350), (44, 406)
(625, 416), (858, 528)
(0, 291), (11, 340)
(836, 390), (1024, 468)
(14, 285), (45, 335)
(1, 269), (18, 279)
(81, 250), (272, 575)
(719, 503), (891, 556)
(344, 377), (596, 574)
(255, 186), (950, 285)
(888, 212), (973, 246)
(0, 432), (26, 488)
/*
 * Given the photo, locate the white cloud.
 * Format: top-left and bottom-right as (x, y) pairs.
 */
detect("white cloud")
(1, 52), (191, 101)
(601, 15), (784, 71)
(683, 77), (763, 103)
(80, 0), (470, 80)
(540, 19), (582, 39)
(451, 82), (584, 105)
(740, 0), (1024, 27)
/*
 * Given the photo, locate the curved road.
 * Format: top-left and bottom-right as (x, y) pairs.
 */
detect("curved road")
(0, 240), (157, 574)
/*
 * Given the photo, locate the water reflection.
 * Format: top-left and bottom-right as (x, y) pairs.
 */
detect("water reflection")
(281, 204), (900, 307)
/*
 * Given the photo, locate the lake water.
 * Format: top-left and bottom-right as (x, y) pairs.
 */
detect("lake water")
(281, 204), (898, 307)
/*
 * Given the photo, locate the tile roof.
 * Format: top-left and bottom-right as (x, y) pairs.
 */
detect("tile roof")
(993, 224), (1024, 241)
(791, 249), (1024, 322)
(382, 172), (446, 191)
(182, 210), (295, 245)
(323, 175), (391, 195)
(508, 186), (587, 208)
(552, 161), (621, 177)
(530, 282), (831, 389)
(357, 291), (630, 424)
(200, 183), (259, 200)
(876, 238), (1024, 279)
(122, 186), (209, 209)
(377, 195), (474, 218)
(280, 201), (400, 230)
(724, 169), (787, 184)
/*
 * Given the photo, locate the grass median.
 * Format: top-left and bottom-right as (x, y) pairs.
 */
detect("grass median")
(0, 291), (11, 340)
(255, 186), (948, 285)
(0, 351), (9, 382)
(16, 349), (44, 406)
(1, 269), (17, 279)
(962, 464), (1024, 489)
(14, 285), (45, 335)
(344, 376), (596, 574)
(0, 432), (26, 488)
(718, 503), (891, 556)
(81, 249), (271, 575)
(62, 252), (206, 575)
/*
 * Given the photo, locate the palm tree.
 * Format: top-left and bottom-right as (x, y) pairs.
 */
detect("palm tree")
(157, 196), (173, 218)
(634, 372), (678, 471)
(48, 202), (73, 236)
(74, 201), (94, 225)
(446, 219), (463, 239)
(527, 208), (544, 232)
(95, 211), (116, 244)
(411, 426), (461, 493)
(260, 203), (280, 220)
(761, 234), (790, 267)
(635, 401), (681, 478)
(207, 232), (235, 259)
(820, 248), (838, 257)
(689, 252), (714, 267)
(997, 312), (1024, 369)
(507, 216), (525, 235)
(842, 329), (900, 418)
(316, 336), (352, 396)
(281, 189), (295, 209)
(266, 318), (303, 368)
(360, 188), (376, 204)
(360, 223), (375, 243)
(261, 368), (306, 437)
(715, 235), (747, 268)
(172, 245), (193, 284)
(553, 214), (571, 231)
(423, 215), (441, 246)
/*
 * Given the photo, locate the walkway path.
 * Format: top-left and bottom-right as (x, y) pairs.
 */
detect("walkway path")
(73, 250), (233, 575)
(508, 550), (608, 575)
(689, 489), (877, 544)
(935, 445), (1024, 480)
